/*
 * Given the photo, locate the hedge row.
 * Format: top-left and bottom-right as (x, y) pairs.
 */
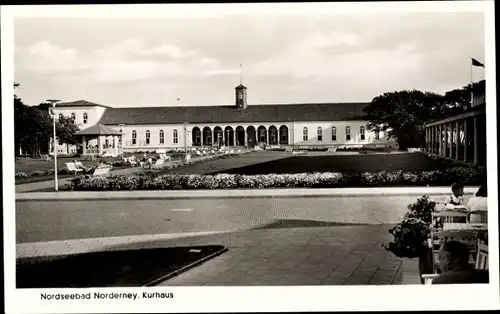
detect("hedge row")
(68, 166), (486, 190)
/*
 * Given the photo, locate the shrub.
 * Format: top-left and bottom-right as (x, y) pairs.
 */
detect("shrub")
(15, 172), (28, 179)
(29, 170), (45, 177)
(68, 167), (486, 191)
(385, 217), (431, 258)
(58, 167), (70, 175)
(384, 195), (437, 259)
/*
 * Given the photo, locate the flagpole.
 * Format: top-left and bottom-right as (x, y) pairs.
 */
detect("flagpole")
(470, 58), (474, 108)
(240, 64), (243, 85)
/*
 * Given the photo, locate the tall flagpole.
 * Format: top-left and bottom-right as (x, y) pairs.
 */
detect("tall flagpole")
(470, 58), (474, 108)
(240, 64), (243, 85)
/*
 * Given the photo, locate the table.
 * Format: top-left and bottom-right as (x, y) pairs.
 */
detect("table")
(443, 223), (488, 231)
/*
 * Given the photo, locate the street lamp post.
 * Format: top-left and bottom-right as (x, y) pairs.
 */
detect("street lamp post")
(47, 99), (60, 191)
(183, 122), (191, 162)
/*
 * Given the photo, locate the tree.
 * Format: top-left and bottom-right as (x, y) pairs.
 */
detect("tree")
(14, 84), (80, 156)
(56, 115), (80, 145)
(362, 90), (444, 150)
(363, 81), (482, 150)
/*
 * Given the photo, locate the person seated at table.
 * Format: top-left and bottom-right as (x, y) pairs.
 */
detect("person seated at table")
(467, 185), (488, 223)
(444, 183), (465, 209)
(433, 241), (489, 284)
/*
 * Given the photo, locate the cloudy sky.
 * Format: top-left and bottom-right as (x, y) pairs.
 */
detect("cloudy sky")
(14, 11), (485, 107)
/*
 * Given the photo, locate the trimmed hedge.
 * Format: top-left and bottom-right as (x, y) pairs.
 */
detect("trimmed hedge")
(68, 166), (486, 191)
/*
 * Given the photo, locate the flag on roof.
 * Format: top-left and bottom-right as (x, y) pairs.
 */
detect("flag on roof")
(472, 58), (485, 67)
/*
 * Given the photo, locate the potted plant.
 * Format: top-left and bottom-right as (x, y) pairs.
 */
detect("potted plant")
(384, 195), (437, 284)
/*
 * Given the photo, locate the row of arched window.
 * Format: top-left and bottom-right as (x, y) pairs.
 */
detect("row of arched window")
(130, 130), (179, 145)
(301, 126), (367, 141)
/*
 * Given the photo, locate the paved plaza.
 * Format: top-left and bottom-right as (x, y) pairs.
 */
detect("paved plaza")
(16, 225), (420, 286)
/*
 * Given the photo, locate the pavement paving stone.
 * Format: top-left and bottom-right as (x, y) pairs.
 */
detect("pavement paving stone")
(18, 224), (421, 286)
(322, 276), (349, 285)
(369, 269), (399, 285)
(377, 260), (403, 271)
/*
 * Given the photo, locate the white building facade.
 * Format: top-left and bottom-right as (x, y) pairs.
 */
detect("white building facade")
(51, 85), (395, 155)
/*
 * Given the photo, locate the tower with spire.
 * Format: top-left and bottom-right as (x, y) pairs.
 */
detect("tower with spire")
(235, 63), (247, 109)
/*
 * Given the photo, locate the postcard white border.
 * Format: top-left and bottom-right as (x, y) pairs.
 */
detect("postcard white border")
(2, 1), (499, 313)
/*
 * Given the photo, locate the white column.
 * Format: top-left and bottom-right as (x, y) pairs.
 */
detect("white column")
(98, 136), (102, 155)
(200, 128), (204, 148)
(444, 124), (449, 157)
(473, 116), (478, 165)
(463, 118), (468, 163)
(430, 127), (434, 154)
(438, 125), (442, 156)
(266, 129), (269, 145)
(426, 127), (430, 152)
(455, 121), (460, 161)
(244, 129), (248, 147)
(82, 136), (87, 155)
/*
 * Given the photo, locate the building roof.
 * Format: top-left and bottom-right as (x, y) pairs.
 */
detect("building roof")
(75, 123), (122, 136)
(56, 100), (113, 109)
(98, 102), (370, 125)
(235, 84), (247, 89)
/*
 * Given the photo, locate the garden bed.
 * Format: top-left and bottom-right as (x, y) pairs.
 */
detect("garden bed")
(17, 245), (227, 288)
(68, 166), (486, 191)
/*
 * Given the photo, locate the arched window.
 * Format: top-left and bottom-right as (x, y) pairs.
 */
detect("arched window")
(331, 126), (337, 141)
(173, 129), (178, 144)
(346, 126), (351, 141)
(375, 131), (380, 140)
(70, 113), (76, 121)
(258, 128), (266, 142)
(145, 130), (150, 144)
(360, 126), (365, 141)
(132, 130), (137, 145)
(302, 127), (308, 141)
(317, 127), (323, 141)
(83, 112), (88, 124)
(159, 130), (164, 144)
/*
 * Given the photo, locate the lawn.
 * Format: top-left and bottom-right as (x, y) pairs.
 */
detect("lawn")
(166, 151), (290, 175)
(215, 153), (460, 175)
(14, 156), (124, 185)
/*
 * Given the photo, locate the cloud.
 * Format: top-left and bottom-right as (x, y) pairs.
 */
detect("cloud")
(16, 39), (238, 84)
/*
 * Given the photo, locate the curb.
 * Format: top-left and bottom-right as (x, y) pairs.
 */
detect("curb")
(15, 187), (480, 201)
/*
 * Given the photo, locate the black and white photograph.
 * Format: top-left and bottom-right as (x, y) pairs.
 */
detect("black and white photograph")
(2, 1), (498, 313)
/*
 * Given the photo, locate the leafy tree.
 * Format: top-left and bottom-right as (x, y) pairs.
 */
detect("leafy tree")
(56, 115), (80, 145)
(14, 84), (80, 156)
(363, 81), (483, 150)
(363, 90), (443, 150)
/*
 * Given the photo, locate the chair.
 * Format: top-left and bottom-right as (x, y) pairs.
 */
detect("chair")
(469, 210), (487, 223)
(475, 243), (488, 270)
(152, 159), (165, 169)
(431, 210), (469, 227)
(423, 230), (478, 285)
(66, 163), (83, 175)
(422, 274), (439, 285)
(430, 230), (478, 273)
(92, 167), (110, 176)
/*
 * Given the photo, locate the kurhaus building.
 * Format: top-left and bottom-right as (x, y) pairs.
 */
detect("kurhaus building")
(50, 84), (394, 155)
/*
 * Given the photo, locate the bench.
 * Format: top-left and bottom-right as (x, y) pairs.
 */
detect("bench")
(66, 162), (83, 175)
